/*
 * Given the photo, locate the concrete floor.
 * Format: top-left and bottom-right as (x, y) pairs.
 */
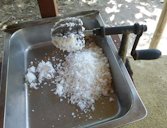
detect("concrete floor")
(123, 56), (167, 128)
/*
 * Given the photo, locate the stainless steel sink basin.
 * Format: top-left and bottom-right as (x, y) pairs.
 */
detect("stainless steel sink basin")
(0, 11), (147, 128)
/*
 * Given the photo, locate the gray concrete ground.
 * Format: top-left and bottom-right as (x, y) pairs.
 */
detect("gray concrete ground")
(0, 0), (167, 128)
(124, 56), (167, 128)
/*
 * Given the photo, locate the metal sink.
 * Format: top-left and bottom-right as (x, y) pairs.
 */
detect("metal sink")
(0, 10), (147, 128)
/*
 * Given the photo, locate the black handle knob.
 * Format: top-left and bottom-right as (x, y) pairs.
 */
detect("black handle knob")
(132, 49), (161, 60)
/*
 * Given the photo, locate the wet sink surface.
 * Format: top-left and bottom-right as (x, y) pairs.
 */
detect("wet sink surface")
(27, 42), (119, 128)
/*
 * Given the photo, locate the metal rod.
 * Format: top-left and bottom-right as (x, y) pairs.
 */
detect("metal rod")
(118, 33), (129, 62)
(131, 34), (142, 56)
(94, 24), (147, 36)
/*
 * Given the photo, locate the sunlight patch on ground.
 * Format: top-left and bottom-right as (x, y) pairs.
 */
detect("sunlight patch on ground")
(140, 2), (150, 6)
(82, 0), (97, 5)
(145, 19), (157, 33)
(110, 15), (115, 22)
(105, 6), (120, 13)
(157, 24), (167, 55)
(126, 20), (133, 25)
(152, 8), (162, 16)
(125, 0), (133, 3)
(136, 5), (153, 17)
(118, 4), (123, 8)
(157, 40), (167, 55)
(135, 13), (143, 19)
(107, 0), (116, 5)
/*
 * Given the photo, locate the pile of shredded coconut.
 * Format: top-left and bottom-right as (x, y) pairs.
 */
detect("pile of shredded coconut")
(25, 42), (112, 112)
(53, 43), (112, 112)
(25, 60), (55, 89)
(51, 17), (85, 52)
